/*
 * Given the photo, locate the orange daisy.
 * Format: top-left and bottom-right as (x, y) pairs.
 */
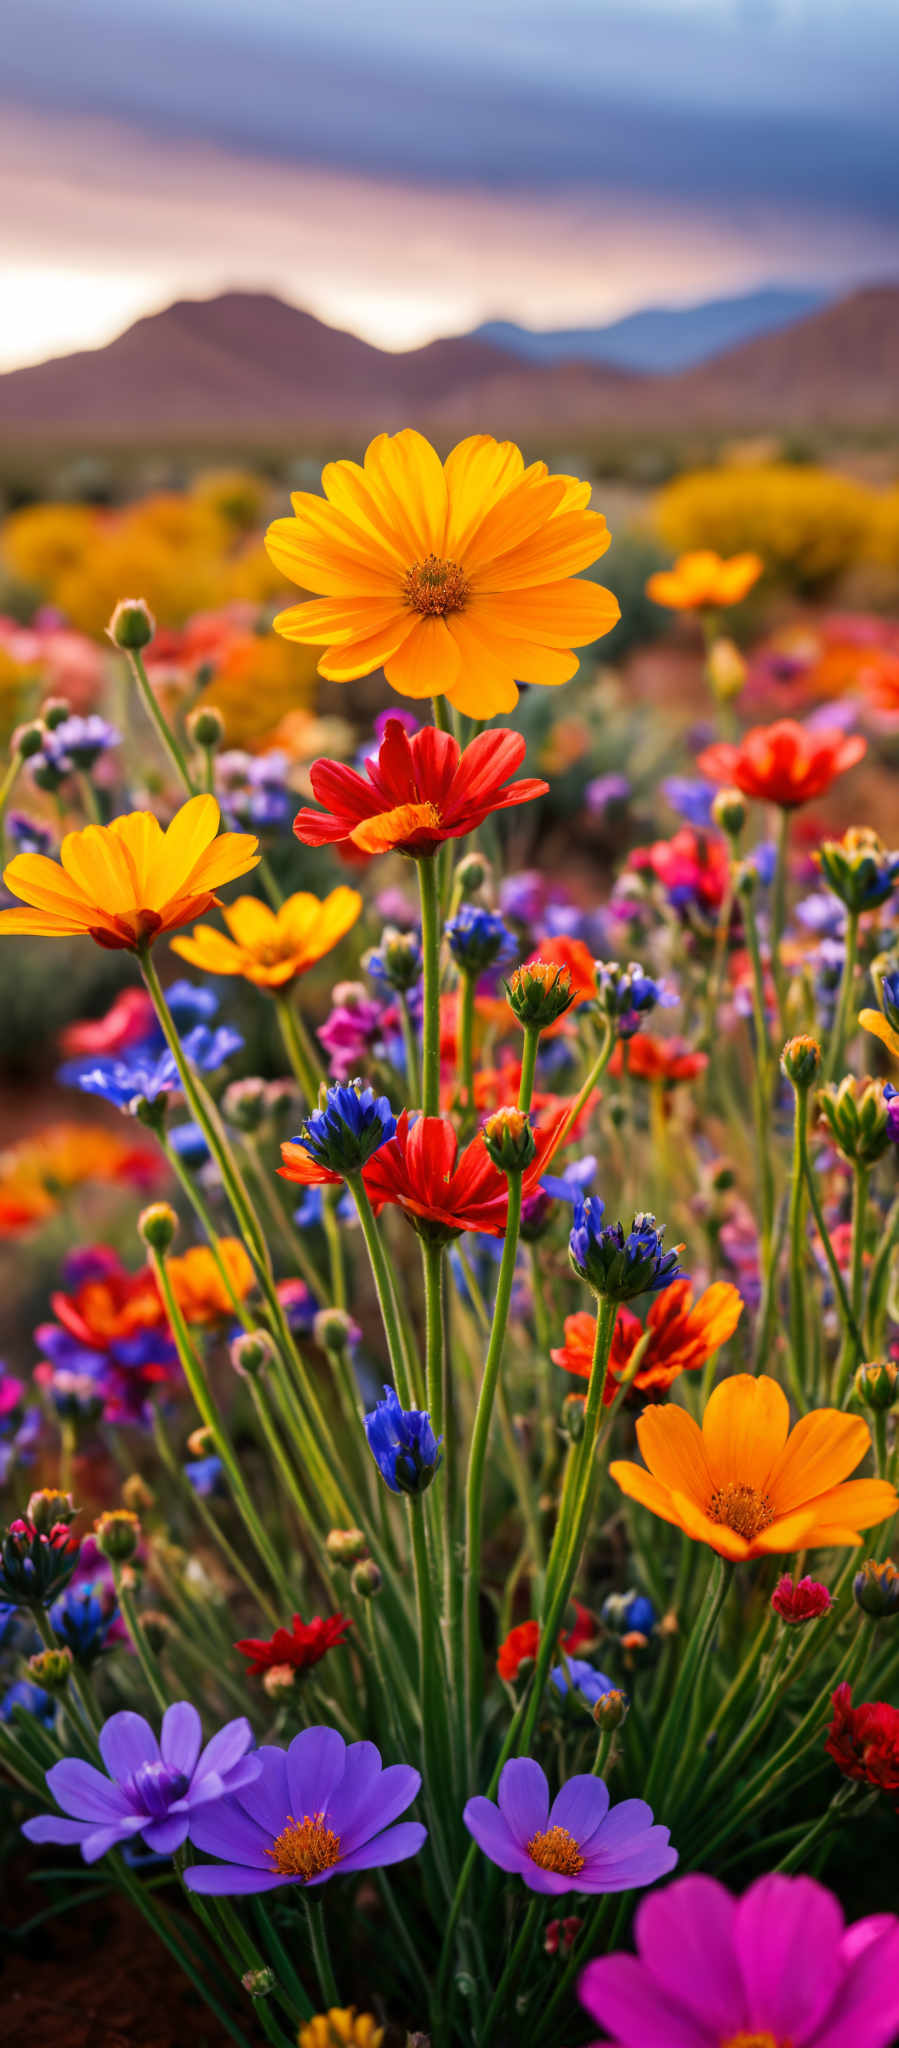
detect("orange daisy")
(264, 430), (619, 717)
(609, 1374), (896, 1560)
(646, 550), (763, 612)
(553, 1279), (743, 1402)
(166, 1240), (256, 1324)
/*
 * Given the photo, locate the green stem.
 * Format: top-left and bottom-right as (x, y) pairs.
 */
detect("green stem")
(127, 648), (198, 795)
(770, 805), (791, 1037)
(276, 991), (322, 1106)
(304, 1897), (339, 2006)
(114, 1574), (171, 1715)
(787, 1083), (811, 1406)
(417, 854), (442, 1118)
(825, 907), (860, 1085)
(350, 1174), (417, 1408)
(835, 1162), (870, 1402)
(463, 1173), (524, 1758)
(479, 1895), (542, 2046)
(0, 746), (24, 860)
(423, 1237), (446, 1434)
(458, 970), (476, 1121)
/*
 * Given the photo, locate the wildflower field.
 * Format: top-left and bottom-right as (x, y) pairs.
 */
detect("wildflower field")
(3, 428), (899, 2048)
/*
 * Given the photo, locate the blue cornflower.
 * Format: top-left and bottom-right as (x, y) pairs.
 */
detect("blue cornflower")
(539, 1155), (598, 1205)
(569, 1197), (683, 1302)
(446, 904), (517, 975)
(364, 1386), (442, 1496)
(585, 773), (631, 816)
(185, 1456), (224, 1497)
(166, 981), (220, 1031)
(365, 927), (423, 998)
(293, 1082), (397, 1177)
(216, 749), (293, 831)
(168, 1121), (210, 1168)
(551, 1658), (618, 1706)
(50, 1584), (116, 1666)
(58, 1023), (243, 1110)
(7, 810), (53, 856)
(601, 1588), (656, 1635)
(40, 714), (121, 774)
(661, 777), (716, 827)
(2, 1677), (56, 1727)
(596, 961), (677, 1039)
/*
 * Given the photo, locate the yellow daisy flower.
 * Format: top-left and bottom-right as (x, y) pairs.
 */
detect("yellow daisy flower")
(171, 887), (361, 989)
(264, 429), (619, 717)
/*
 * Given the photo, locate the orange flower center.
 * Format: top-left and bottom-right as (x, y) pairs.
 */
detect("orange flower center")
(351, 802), (443, 853)
(720, 2034), (787, 2048)
(265, 1812), (342, 1880)
(707, 1482), (774, 1541)
(526, 1824), (585, 1876)
(403, 554), (470, 616)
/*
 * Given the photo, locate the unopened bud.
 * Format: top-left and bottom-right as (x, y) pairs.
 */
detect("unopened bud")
(26, 1489), (74, 1534)
(351, 1558), (382, 1599)
(325, 1528), (368, 1567)
(314, 1308), (355, 1354)
(506, 960), (574, 1028)
(28, 1646), (73, 1693)
(94, 1508), (141, 1562)
(705, 637), (746, 704)
(561, 1393), (587, 1442)
(229, 1329), (276, 1378)
(121, 1474), (155, 1514)
(138, 1202), (178, 1253)
(781, 1034), (822, 1089)
(454, 850), (490, 898)
(483, 1105), (536, 1173)
(222, 1077), (268, 1132)
(133, 1092), (168, 1132)
(187, 1425), (214, 1458)
(592, 1686), (627, 1730)
(187, 705), (224, 749)
(242, 1967), (276, 1999)
(262, 1662), (296, 1700)
(854, 1360), (899, 1412)
(12, 720), (46, 760)
(854, 1558), (899, 1619)
(108, 598), (155, 650)
(41, 696), (72, 730)
(734, 860), (757, 900)
(711, 787), (746, 839)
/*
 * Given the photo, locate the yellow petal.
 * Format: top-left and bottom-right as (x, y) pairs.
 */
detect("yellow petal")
(222, 895), (280, 950)
(265, 516), (399, 599)
(443, 613), (521, 715)
(701, 1374), (790, 1492)
(362, 430), (448, 558)
(767, 1409), (871, 1516)
(607, 1459), (682, 1528)
(187, 831), (260, 893)
(462, 471), (570, 576)
(668, 1489), (750, 1560)
(108, 810), (165, 901)
(484, 509), (611, 590)
(153, 795), (221, 897)
(169, 927), (245, 974)
(267, 595), (410, 647)
(384, 617), (462, 699)
(312, 613), (418, 683)
(2, 851), (92, 916)
(635, 1402), (713, 1501)
(60, 823), (138, 915)
(473, 580), (620, 648)
(799, 1476), (898, 1534)
(859, 1009), (899, 1061)
(0, 905), (88, 936)
(444, 435), (525, 557)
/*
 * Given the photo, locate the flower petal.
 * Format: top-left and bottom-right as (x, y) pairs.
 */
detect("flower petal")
(45, 1756), (131, 1822)
(98, 1710), (159, 1782)
(496, 1757), (549, 1844)
(285, 1725), (347, 1819)
(462, 1796), (529, 1873)
(578, 1955), (709, 2048)
(767, 1409), (871, 1515)
(735, 1874), (844, 2040)
(634, 1403), (712, 1501)
(184, 1864), (287, 1894)
(329, 1819), (427, 1877)
(549, 1774), (610, 1845)
(701, 1374), (790, 1492)
(636, 1875), (742, 2037)
(160, 1701), (202, 1777)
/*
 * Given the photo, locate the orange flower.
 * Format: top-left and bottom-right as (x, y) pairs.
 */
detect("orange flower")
(264, 430), (619, 718)
(166, 1240), (255, 1323)
(646, 550), (763, 612)
(553, 1280), (742, 1403)
(171, 887), (361, 989)
(697, 719), (866, 809)
(0, 1124), (158, 1236)
(0, 797), (259, 951)
(610, 1374), (897, 1560)
(609, 1033), (707, 1086)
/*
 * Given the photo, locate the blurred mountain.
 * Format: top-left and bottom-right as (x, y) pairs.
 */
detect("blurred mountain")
(1, 283), (898, 437)
(473, 287), (829, 372)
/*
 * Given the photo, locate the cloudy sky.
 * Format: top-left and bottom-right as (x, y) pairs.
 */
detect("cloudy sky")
(2, 0), (897, 368)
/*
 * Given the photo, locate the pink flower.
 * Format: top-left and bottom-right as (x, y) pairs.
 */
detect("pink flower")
(771, 1573), (832, 1625)
(579, 1871), (899, 2048)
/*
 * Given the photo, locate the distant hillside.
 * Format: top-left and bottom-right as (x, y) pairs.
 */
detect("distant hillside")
(1, 283), (898, 439)
(473, 287), (830, 372)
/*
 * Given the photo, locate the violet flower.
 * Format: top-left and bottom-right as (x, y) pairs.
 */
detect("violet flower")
(184, 1725), (426, 1894)
(579, 1871), (899, 2048)
(22, 1703), (259, 1861)
(463, 1758), (676, 1896)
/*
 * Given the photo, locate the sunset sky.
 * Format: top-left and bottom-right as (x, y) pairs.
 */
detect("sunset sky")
(2, 0), (897, 369)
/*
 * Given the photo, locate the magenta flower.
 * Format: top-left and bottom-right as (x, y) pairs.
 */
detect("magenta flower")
(183, 1725), (426, 1894)
(22, 1703), (259, 1862)
(463, 1759), (676, 1896)
(579, 1872), (899, 2048)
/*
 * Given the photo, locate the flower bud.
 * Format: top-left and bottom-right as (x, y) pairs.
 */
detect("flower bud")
(325, 1528), (369, 1567)
(854, 1360), (899, 1411)
(262, 1662), (296, 1700)
(454, 850), (491, 898)
(446, 904), (514, 975)
(483, 1105), (537, 1174)
(734, 860), (758, 901)
(121, 1473), (156, 1513)
(705, 637), (746, 704)
(222, 1076), (268, 1132)
(505, 960), (574, 1028)
(569, 1198), (682, 1302)
(12, 720), (46, 760)
(816, 828), (899, 914)
(560, 1392), (587, 1442)
(94, 1508), (141, 1562)
(242, 1967), (276, 2000)
(187, 1424), (214, 1457)
(229, 1329), (276, 1379)
(711, 787), (746, 838)
(108, 597), (155, 650)
(854, 1558), (899, 1619)
(592, 1686), (627, 1730)
(781, 1034), (822, 1089)
(187, 705), (225, 749)
(26, 1489), (74, 1535)
(133, 1092), (169, 1133)
(818, 1076), (893, 1165)
(351, 1558), (382, 1599)
(314, 1308), (355, 1354)
(41, 696), (72, 730)
(138, 1202), (178, 1253)
(28, 1645), (73, 1693)
(363, 927), (422, 994)
(544, 1916), (582, 1957)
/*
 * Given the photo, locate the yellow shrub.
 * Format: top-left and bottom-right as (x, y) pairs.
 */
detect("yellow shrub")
(2, 502), (96, 588)
(653, 465), (879, 590)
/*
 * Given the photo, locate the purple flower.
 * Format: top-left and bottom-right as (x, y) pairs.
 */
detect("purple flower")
(551, 1660), (618, 1706)
(183, 1725), (426, 1894)
(463, 1758), (676, 1897)
(579, 1871), (899, 2048)
(22, 1703), (259, 1862)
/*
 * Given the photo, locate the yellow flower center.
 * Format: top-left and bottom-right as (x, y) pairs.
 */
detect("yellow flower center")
(526, 1824), (585, 1876)
(266, 1812), (342, 1880)
(351, 802), (443, 853)
(403, 555), (470, 616)
(707, 1482), (774, 1541)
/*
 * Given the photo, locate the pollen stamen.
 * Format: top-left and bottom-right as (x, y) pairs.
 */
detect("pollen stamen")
(403, 555), (470, 616)
(266, 1811), (341, 1880)
(526, 1823), (585, 1876)
(707, 1482), (774, 1541)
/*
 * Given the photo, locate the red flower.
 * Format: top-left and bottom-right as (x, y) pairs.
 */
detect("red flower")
(361, 1107), (568, 1241)
(826, 1681), (899, 1795)
(772, 1573), (832, 1625)
(697, 719), (866, 808)
(60, 988), (157, 1057)
(496, 1604), (596, 1681)
(552, 1279), (742, 1402)
(628, 827), (731, 921)
(234, 1611), (352, 1677)
(292, 719), (548, 857)
(609, 1033), (708, 1086)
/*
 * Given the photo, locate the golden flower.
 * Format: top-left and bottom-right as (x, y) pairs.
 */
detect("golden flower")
(264, 430), (619, 717)
(609, 1374), (896, 1561)
(0, 796), (259, 951)
(166, 1239), (255, 1324)
(646, 550), (763, 612)
(0, 1122), (158, 1236)
(171, 887), (361, 989)
(298, 2011), (384, 2048)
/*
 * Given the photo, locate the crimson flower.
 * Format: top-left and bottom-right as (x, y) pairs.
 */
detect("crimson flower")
(826, 1682), (899, 1797)
(234, 1612), (352, 1678)
(771, 1573), (832, 1625)
(360, 1108), (568, 1241)
(496, 1604), (596, 1681)
(292, 718), (548, 857)
(697, 719), (866, 808)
